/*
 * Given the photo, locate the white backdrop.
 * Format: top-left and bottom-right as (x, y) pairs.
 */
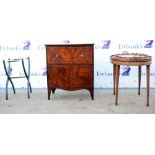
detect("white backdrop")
(0, 0), (155, 88)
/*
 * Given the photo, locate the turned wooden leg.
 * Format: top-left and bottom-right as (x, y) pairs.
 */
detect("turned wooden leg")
(115, 65), (120, 105)
(146, 65), (150, 107)
(138, 66), (141, 95)
(113, 64), (116, 95)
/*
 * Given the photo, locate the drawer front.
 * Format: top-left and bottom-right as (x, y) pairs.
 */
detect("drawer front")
(46, 46), (93, 64)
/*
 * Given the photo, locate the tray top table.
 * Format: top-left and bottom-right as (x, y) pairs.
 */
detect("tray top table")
(110, 53), (152, 106)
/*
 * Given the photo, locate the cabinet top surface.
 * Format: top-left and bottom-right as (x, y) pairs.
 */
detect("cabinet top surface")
(45, 43), (94, 46)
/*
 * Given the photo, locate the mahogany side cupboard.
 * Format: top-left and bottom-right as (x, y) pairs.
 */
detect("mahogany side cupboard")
(45, 44), (94, 100)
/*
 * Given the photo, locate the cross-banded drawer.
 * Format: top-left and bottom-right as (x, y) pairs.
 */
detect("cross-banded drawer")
(46, 46), (93, 64)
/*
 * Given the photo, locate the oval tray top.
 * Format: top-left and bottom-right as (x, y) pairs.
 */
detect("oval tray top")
(110, 53), (152, 62)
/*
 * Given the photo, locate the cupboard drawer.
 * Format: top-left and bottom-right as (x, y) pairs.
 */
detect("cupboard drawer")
(46, 46), (93, 64)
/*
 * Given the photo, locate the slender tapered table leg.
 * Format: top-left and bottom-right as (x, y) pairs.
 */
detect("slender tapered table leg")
(115, 65), (120, 106)
(113, 64), (116, 95)
(138, 66), (141, 95)
(146, 65), (150, 106)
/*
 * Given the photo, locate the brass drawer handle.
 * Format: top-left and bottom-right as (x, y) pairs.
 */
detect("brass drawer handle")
(80, 53), (84, 57)
(54, 53), (59, 58)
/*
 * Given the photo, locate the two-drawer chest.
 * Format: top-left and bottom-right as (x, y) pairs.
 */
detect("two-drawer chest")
(45, 44), (94, 100)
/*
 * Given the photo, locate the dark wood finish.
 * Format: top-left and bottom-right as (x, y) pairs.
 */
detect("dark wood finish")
(110, 53), (152, 106)
(45, 44), (94, 100)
